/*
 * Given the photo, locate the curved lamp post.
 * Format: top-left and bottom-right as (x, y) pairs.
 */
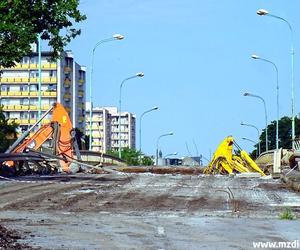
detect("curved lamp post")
(241, 122), (261, 156)
(243, 92), (268, 152)
(89, 34), (124, 150)
(251, 54), (279, 150)
(118, 72), (144, 158)
(139, 106), (159, 152)
(257, 9), (295, 149)
(242, 137), (258, 158)
(156, 132), (174, 165)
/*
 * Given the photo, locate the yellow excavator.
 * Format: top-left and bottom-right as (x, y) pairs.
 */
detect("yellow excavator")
(204, 136), (265, 176)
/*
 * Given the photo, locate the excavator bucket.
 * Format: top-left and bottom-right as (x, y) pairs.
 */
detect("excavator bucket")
(204, 136), (266, 176)
(240, 150), (265, 176)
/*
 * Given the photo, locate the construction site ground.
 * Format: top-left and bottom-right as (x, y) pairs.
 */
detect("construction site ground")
(0, 173), (300, 249)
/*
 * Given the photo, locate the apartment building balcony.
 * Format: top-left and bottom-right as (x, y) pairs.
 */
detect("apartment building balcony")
(0, 63), (56, 70)
(2, 104), (51, 111)
(40, 63), (57, 70)
(8, 118), (50, 125)
(78, 78), (85, 86)
(111, 135), (129, 140)
(29, 77), (57, 83)
(0, 77), (29, 83)
(77, 103), (85, 110)
(0, 64), (29, 70)
(91, 117), (103, 122)
(78, 90), (84, 98)
(91, 142), (102, 147)
(111, 136), (119, 140)
(8, 119), (29, 125)
(0, 77), (57, 84)
(63, 93), (71, 101)
(111, 143), (129, 148)
(28, 63), (57, 70)
(111, 129), (129, 133)
(86, 125), (103, 131)
(0, 91), (57, 97)
(64, 79), (71, 88)
(24, 63), (57, 70)
(42, 91), (57, 97)
(91, 133), (102, 138)
(85, 116), (103, 122)
(42, 105), (51, 110)
(64, 66), (72, 73)
(78, 116), (85, 123)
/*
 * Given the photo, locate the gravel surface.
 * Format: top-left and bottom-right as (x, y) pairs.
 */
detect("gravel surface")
(0, 173), (299, 249)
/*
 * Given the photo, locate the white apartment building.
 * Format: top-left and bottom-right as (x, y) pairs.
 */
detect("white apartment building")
(86, 104), (136, 152)
(0, 49), (86, 132)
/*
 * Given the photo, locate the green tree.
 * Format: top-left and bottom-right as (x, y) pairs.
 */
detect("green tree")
(0, 107), (18, 152)
(107, 148), (154, 166)
(0, 0), (86, 68)
(140, 155), (154, 166)
(251, 116), (300, 157)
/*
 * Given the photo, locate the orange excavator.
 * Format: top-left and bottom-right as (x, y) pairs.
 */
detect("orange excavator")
(0, 103), (80, 176)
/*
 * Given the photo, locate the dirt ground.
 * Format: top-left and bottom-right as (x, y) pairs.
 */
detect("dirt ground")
(0, 173), (300, 249)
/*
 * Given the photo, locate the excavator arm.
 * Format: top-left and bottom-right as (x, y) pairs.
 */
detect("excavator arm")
(12, 124), (54, 153)
(3, 103), (75, 173)
(204, 136), (265, 176)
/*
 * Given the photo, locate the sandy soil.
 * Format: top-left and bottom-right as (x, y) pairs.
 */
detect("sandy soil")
(0, 173), (299, 249)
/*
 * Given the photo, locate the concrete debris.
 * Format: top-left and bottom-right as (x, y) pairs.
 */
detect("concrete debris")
(0, 172), (299, 249)
(235, 173), (262, 178)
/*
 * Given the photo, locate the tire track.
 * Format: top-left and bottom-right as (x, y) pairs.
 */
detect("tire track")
(0, 183), (83, 211)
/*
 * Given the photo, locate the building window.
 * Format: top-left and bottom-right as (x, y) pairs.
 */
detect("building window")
(48, 84), (57, 91)
(30, 70), (39, 78)
(20, 112), (29, 119)
(20, 98), (29, 105)
(30, 85), (38, 91)
(65, 58), (71, 67)
(30, 57), (37, 64)
(30, 112), (37, 119)
(1, 85), (8, 91)
(49, 70), (56, 77)
(22, 57), (29, 64)
(20, 85), (29, 91)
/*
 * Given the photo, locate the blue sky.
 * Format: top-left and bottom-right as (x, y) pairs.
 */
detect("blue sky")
(67, 0), (299, 159)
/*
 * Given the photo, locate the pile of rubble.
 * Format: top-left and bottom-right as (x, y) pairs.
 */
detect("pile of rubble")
(0, 224), (34, 249)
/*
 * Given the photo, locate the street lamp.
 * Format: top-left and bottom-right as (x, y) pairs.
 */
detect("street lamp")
(242, 137), (258, 158)
(241, 122), (261, 156)
(243, 92), (268, 152)
(257, 9), (295, 149)
(156, 132), (174, 166)
(251, 54), (279, 150)
(118, 72), (144, 158)
(89, 34), (124, 151)
(37, 34), (42, 124)
(139, 106), (159, 152)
